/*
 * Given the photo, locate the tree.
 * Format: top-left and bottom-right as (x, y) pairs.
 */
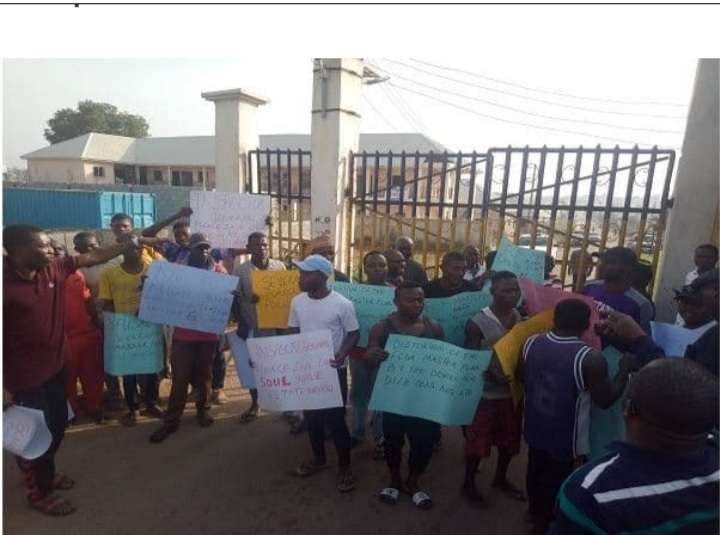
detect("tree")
(3, 167), (29, 182)
(44, 100), (149, 144)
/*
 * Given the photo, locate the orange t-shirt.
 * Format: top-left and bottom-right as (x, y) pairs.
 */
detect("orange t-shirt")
(64, 271), (99, 337)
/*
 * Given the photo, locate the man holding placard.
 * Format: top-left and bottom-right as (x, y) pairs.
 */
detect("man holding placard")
(150, 234), (228, 443)
(365, 282), (444, 509)
(99, 238), (164, 427)
(231, 231), (286, 425)
(288, 254), (359, 493)
(4, 224), (148, 517)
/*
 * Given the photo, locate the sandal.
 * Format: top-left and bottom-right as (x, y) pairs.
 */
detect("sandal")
(30, 494), (76, 516)
(149, 424), (178, 443)
(239, 406), (259, 424)
(294, 460), (328, 478)
(120, 412), (137, 427)
(53, 473), (75, 491)
(412, 491), (433, 510)
(336, 470), (355, 493)
(379, 487), (399, 505)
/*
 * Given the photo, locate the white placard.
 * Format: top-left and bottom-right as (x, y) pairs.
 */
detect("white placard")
(189, 191), (271, 248)
(3, 406), (52, 460)
(247, 330), (343, 412)
(139, 262), (239, 334)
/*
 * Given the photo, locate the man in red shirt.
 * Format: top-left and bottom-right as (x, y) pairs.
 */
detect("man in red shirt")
(64, 269), (104, 424)
(3, 224), (148, 517)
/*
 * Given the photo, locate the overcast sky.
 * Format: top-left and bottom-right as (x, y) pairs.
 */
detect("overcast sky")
(2, 57), (697, 169)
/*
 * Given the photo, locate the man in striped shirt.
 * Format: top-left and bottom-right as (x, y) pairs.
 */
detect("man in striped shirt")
(518, 299), (639, 535)
(555, 358), (719, 534)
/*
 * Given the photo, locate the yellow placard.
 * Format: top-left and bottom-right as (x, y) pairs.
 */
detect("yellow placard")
(252, 270), (301, 329)
(494, 309), (554, 405)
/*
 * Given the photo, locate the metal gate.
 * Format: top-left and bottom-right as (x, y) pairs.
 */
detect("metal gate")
(247, 148), (312, 264)
(348, 146), (676, 290)
(246, 145), (676, 291)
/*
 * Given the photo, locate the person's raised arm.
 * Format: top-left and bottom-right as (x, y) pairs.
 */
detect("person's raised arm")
(75, 236), (155, 269)
(141, 207), (193, 238)
(583, 350), (639, 409)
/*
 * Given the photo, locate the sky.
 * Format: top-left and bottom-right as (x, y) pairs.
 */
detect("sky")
(2, 57), (698, 169)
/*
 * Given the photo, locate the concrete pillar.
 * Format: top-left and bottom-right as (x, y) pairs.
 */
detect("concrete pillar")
(202, 88), (268, 193)
(167, 166), (172, 186)
(655, 59), (719, 321)
(309, 58), (363, 271)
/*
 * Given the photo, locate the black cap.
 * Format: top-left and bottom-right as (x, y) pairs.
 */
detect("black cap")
(675, 268), (719, 302)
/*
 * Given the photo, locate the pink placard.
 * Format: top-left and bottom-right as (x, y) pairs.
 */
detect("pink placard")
(519, 278), (601, 349)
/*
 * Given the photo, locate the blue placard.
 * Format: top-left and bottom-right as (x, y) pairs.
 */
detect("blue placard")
(332, 282), (396, 347)
(103, 312), (163, 376)
(589, 346), (626, 459)
(369, 334), (491, 426)
(492, 238), (546, 283)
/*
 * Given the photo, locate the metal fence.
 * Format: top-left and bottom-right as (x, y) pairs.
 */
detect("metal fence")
(348, 146), (676, 290)
(247, 149), (312, 264)
(245, 145), (676, 292)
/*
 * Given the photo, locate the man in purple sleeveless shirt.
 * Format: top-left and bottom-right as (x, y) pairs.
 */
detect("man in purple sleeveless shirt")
(518, 299), (639, 535)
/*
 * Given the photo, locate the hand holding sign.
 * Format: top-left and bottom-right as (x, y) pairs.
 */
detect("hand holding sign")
(247, 330), (343, 412)
(104, 312), (164, 375)
(3, 406), (52, 460)
(369, 334), (492, 426)
(139, 262), (238, 334)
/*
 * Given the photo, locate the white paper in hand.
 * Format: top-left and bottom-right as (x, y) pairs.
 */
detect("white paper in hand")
(3, 406), (52, 459)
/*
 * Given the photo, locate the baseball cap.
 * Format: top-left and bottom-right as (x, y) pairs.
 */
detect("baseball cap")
(292, 254), (333, 275)
(188, 233), (212, 249)
(674, 268), (719, 301)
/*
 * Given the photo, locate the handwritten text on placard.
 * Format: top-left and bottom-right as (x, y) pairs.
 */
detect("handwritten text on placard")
(139, 262), (238, 334)
(190, 191), (271, 248)
(369, 334), (491, 426)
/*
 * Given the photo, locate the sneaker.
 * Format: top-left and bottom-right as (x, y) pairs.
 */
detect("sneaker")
(210, 389), (227, 405)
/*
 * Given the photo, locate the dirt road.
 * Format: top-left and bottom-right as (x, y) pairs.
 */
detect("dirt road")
(3, 364), (531, 535)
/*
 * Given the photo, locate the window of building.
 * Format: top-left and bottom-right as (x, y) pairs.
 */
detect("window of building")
(153, 170), (163, 182)
(93, 166), (105, 178)
(172, 171), (180, 186)
(197, 171), (203, 183)
(390, 174), (403, 201)
(181, 171), (193, 186)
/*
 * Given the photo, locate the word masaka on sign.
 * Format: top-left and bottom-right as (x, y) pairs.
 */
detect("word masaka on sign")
(247, 330), (343, 412)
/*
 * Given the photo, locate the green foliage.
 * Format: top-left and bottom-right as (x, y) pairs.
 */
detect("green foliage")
(44, 100), (149, 144)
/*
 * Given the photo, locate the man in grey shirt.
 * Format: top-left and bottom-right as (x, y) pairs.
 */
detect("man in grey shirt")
(232, 232), (286, 424)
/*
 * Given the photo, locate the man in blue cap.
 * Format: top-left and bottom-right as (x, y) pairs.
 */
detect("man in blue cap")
(287, 254), (360, 493)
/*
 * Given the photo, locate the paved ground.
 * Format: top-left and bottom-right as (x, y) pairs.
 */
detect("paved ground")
(3, 362), (531, 535)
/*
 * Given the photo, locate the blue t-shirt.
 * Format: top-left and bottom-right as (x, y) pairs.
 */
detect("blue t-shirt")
(555, 441), (719, 534)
